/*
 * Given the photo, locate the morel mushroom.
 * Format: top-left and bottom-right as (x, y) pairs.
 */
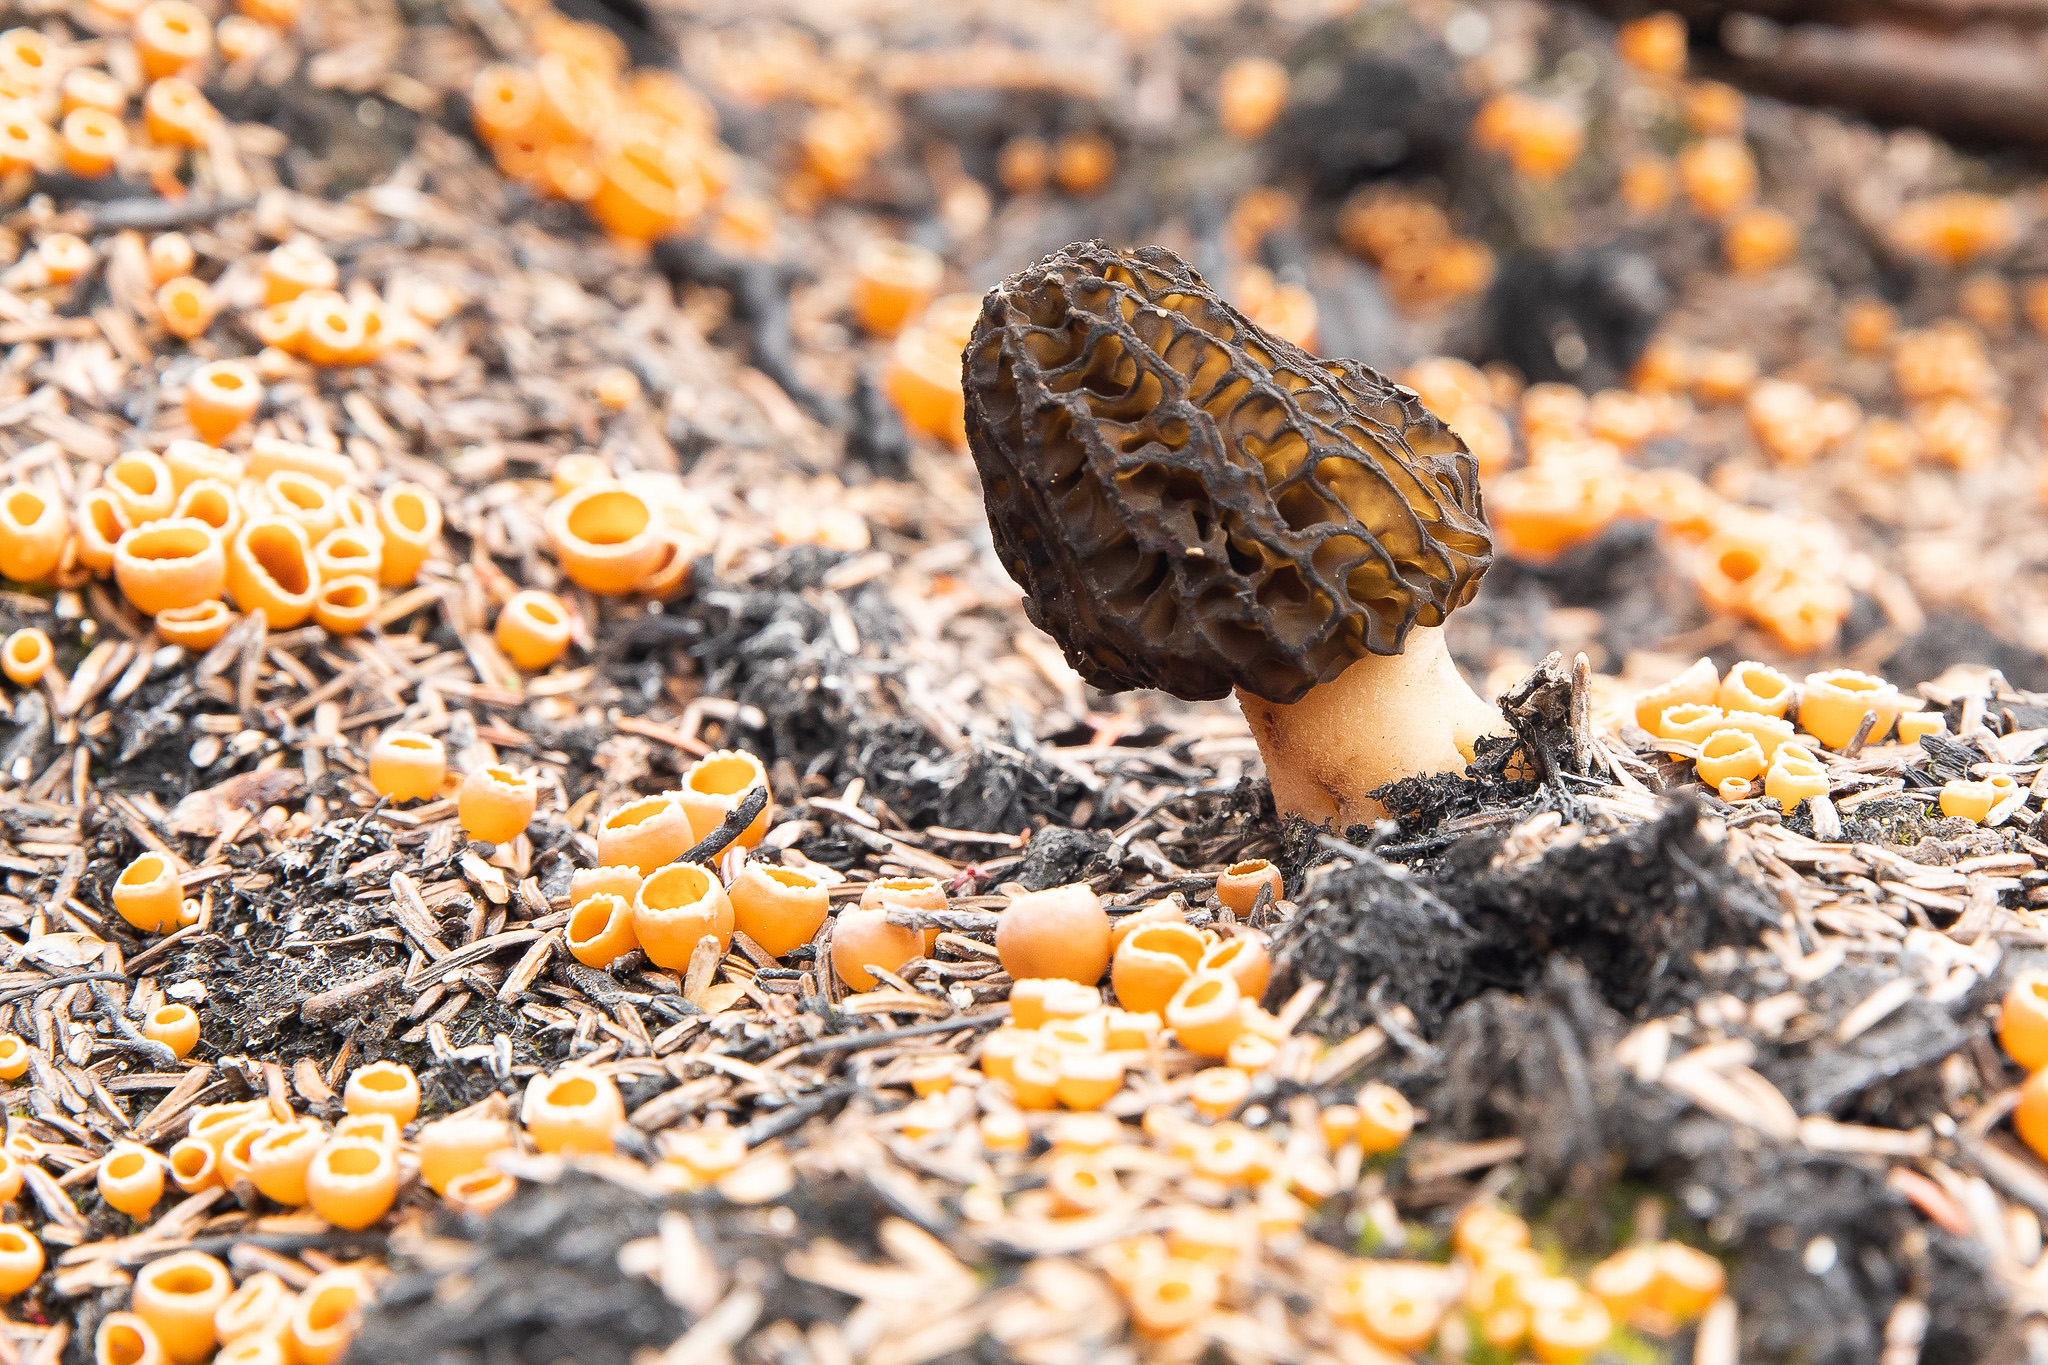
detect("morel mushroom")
(963, 242), (1501, 826)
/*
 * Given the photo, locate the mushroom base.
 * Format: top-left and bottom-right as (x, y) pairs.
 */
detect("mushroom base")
(1236, 625), (1507, 829)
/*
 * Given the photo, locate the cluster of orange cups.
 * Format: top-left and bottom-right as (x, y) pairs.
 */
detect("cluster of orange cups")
(0, 0), (295, 195)
(847, 237), (977, 446)
(1607, 19), (1800, 274)
(0, 1062), (422, 1364)
(0, 438), (446, 683)
(966, 869), (1288, 1120)
(563, 751), (785, 973)
(861, 263), (979, 448)
(1471, 395), (1855, 652)
(1472, 90), (1584, 183)
(470, 15), (729, 242)
(247, 238), (458, 368)
(1441, 1205), (1725, 1359)
(74, 1259), (371, 1365)
(0, 1055), (695, 1361)
(1635, 657), (1950, 809)
(1335, 190), (1495, 313)
(982, 1081), (1408, 1339)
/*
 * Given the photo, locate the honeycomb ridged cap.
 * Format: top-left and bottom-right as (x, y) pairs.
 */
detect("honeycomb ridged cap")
(962, 241), (1493, 704)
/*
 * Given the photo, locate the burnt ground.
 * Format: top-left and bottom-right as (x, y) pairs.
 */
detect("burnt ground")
(15, 0), (2048, 1359)
(1420, 963), (2012, 1365)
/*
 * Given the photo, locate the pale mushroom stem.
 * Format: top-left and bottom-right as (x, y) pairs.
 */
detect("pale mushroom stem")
(1235, 625), (1508, 829)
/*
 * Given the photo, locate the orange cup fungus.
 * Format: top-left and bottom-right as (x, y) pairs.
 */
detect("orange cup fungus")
(886, 322), (970, 446)
(1530, 1291), (1613, 1363)
(1764, 743), (1829, 809)
(175, 479), (242, 540)
(0, 105), (45, 179)
(632, 861), (734, 969)
(136, 0), (212, 78)
(334, 1112), (399, 1147)
(1800, 669), (1900, 749)
(1165, 971), (1244, 1059)
(495, 589), (572, 669)
(1618, 12), (1687, 77)
(96, 1314), (166, 1365)
(212, 1271), (291, 1344)
(374, 483), (440, 586)
(142, 1003), (201, 1059)
(1199, 933), (1271, 1002)
(471, 65), (537, 143)
(570, 864), (641, 908)
(314, 527), (381, 581)
(113, 519), (226, 615)
(1694, 729), (1766, 788)
(545, 483), (665, 594)
(113, 853), (183, 932)
(1999, 972), (2048, 1072)
(1214, 858), (1283, 914)
(677, 748), (771, 847)
(566, 891), (638, 968)
(417, 1114), (513, 1194)
(1486, 464), (1623, 561)
(148, 233), (197, 286)
(1000, 142), (1053, 198)
(0, 1224), (40, 1297)
(107, 450), (174, 523)
(458, 765), (537, 844)
(831, 906), (922, 990)
(166, 440), (243, 490)
(1940, 779), (1997, 823)
(366, 729), (446, 802)
(156, 601), (233, 650)
(997, 882), (1111, 984)
(729, 861), (830, 957)
(443, 1166), (517, 1217)
(1356, 1081), (1417, 1154)
(1677, 137), (1756, 219)
(156, 274), (219, 342)
(1718, 660), (1793, 717)
(852, 239), (943, 337)
(1111, 919), (1206, 1015)
(264, 470), (339, 540)
(0, 627), (47, 686)
(0, 485), (66, 583)
(60, 107), (125, 177)
(522, 1066), (624, 1155)
(1218, 56), (1289, 140)
(861, 875), (946, 952)
(2013, 1066), (2048, 1164)
(1724, 206), (1797, 274)
(597, 796), (693, 876)
(128, 1252), (231, 1365)
(246, 1119), (326, 1207)
(99, 1141), (164, 1218)
(286, 1269), (369, 1365)
(263, 240), (337, 306)
(304, 1138), (397, 1230)
(343, 1060), (420, 1125)
(143, 77), (213, 148)
(62, 64), (124, 115)
(1654, 702), (1725, 745)
(1895, 712), (1945, 746)
(588, 140), (705, 242)
(184, 361), (261, 444)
